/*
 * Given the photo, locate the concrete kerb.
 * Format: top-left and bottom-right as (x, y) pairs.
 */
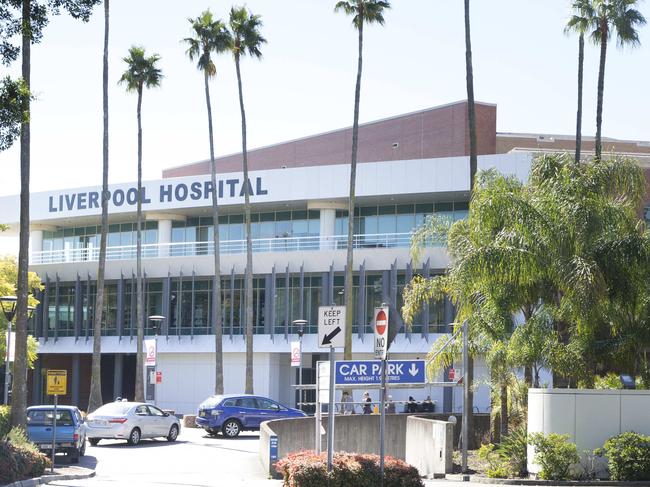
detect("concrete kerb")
(2, 467), (96, 487)
(442, 475), (650, 486)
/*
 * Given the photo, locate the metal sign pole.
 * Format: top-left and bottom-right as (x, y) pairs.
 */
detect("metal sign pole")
(298, 337), (303, 411)
(327, 348), (335, 471)
(315, 370), (321, 454)
(379, 356), (387, 485)
(4, 322), (11, 404)
(51, 394), (57, 473)
(462, 319), (469, 473)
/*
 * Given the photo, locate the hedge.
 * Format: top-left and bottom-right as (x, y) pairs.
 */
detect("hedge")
(0, 440), (51, 484)
(275, 450), (423, 487)
(601, 432), (650, 481)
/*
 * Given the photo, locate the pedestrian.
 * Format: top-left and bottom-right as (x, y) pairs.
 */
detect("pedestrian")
(423, 395), (434, 412)
(386, 395), (396, 414)
(362, 391), (372, 415)
(407, 395), (417, 413)
(340, 391), (353, 415)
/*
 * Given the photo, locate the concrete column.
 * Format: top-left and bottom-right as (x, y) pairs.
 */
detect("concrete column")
(158, 219), (172, 257)
(308, 201), (346, 250)
(71, 354), (80, 407)
(31, 358), (42, 405)
(114, 354), (123, 399)
(31, 230), (44, 254)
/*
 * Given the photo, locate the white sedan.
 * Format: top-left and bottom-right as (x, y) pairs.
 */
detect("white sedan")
(86, 401), (180, 446)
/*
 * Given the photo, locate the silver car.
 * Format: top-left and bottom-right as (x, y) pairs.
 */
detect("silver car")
(86, 401), (180, 446)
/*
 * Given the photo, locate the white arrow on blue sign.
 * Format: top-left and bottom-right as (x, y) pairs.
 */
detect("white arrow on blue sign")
(334, 360), (426, 386)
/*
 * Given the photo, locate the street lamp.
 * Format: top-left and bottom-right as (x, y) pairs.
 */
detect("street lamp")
(292, 319), (307, 412)
(1, 296), (35, 405)
(148, 315), (164, 406)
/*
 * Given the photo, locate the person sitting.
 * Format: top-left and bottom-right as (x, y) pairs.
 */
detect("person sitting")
(407, 396), (417, 413)
(386, 395), (396, 414)
(423, 395), (434, 412)
(362, 391), (372, 415)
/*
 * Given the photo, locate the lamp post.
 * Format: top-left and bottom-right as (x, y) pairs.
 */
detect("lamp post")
(292, 319), (307, 412)
(148, 315), (165, 406)
(1, 297), (34, 405)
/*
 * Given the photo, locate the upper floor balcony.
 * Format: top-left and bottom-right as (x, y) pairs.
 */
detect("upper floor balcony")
(31, 232), (442, 265)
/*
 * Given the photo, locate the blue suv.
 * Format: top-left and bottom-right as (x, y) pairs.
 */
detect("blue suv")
(195, 394), (306, 438)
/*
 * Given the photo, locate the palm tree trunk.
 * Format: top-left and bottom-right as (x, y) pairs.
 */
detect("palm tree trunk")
(10, 0), (31, 428)
(88, 0), (109, 414)
(205, 68), (223, 395)
(235, 55), (254, 395)
(595, 19), (608, 160)
(464, 0), (477, 188)
(134, 87), (145, 402)
(344, 18), (364, 362)
(575, 33), (584, 163)
(463, 0), (477, 450)
(500, 382), (508, 438)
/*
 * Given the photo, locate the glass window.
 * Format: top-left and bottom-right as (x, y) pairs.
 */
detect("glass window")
(235, 397), (257, 409)
(256, 399), (280, 410)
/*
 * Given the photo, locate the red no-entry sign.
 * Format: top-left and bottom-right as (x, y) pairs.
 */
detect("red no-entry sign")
(374, 307), (389, 360)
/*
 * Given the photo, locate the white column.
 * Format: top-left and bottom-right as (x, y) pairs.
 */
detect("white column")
(158, 219), (172, 257)
(31, 230), (44, 254)
(308, 202), (346, 250)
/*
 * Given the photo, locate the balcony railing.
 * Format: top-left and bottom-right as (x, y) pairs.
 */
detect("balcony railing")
(31, 232), (443, 265)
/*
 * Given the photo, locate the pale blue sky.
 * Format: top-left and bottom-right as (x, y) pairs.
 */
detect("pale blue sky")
(0, 1), (648, 196)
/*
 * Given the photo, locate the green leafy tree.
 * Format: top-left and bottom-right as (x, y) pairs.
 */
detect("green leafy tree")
(404, 153), (650, 436)
(6, 0), (100, 429)
(0, 77), (30, 152)
(119, 46), (163, 402)
(334, 0), (390, 362)
(184, 10), (231, 395)
(588, 0), (645, 159)
(87, 0), (109, 414)
(227, 5), (266, 394)
(565, 0), (594, 162)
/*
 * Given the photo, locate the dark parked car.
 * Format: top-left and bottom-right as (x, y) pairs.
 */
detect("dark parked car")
(26, 405), (86, 463)
(195, 394), (306, 438)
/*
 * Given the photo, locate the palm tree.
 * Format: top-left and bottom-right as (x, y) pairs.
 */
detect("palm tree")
(119, 46), (162, 402)
(11, 0), (33, 428)
(566, 0), (595, 163)
(183, 10), (231, 395)
(334, 0), (390, 362)
(463, 0), (476, 455)
(88, 0), (110, 414)
(464, 0), (477, 188)
(227, 6), (266, 395)
(590, 0), (645, 159)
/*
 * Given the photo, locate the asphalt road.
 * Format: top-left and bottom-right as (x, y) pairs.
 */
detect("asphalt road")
(46, 427), (283, 487)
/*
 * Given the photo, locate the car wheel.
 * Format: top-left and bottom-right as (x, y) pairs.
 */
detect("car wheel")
(167, 424), (179, 442)
(68, 450), (80, 464)
(222, 419), (241, 438)
(88, 438), (100, 446)
(127, 427), (141, 446)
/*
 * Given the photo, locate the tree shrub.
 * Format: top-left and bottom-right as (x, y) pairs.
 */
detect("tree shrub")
(529, 432), (579, 480)
(601, 431), (650, 481)
(0, 439), (50, 484)
(0, 405), (10, 438)
(275, 450), (423, 487)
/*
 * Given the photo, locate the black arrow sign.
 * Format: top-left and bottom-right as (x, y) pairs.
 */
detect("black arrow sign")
(321, 326), (342, 346)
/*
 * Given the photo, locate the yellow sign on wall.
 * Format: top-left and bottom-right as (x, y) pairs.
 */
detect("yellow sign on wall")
(46, 369), (67, 395)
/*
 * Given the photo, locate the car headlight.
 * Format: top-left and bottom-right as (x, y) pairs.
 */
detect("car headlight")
(211, 410), (222, 416)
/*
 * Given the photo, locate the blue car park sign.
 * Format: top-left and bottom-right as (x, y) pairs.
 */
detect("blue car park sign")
(335, 360), (426, 387)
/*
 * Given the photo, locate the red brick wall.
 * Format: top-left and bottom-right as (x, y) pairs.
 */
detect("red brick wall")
(162, 101), (497, 178)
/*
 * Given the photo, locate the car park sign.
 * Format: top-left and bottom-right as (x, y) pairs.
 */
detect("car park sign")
(335, 360), (426, 386)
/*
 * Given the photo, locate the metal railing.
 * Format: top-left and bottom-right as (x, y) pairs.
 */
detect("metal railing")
(31, 232), (443, 265)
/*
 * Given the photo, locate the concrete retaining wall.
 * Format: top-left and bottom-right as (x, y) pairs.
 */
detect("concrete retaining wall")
(405, 416), (454, 477)
(259, 413), (456, 479)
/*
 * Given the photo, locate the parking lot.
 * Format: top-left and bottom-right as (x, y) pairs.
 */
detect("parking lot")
(47, 426), (282, 487)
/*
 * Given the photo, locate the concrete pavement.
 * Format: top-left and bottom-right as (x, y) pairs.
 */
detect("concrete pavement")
(44, 427), (282, 487)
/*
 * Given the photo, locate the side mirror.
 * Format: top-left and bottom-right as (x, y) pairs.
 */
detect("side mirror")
(163, 412), (169, 417)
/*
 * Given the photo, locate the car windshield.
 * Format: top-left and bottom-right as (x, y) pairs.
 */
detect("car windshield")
(93, 402), (132, 416)
(200, 395), (223, 408)
(27, 409), (74, 426)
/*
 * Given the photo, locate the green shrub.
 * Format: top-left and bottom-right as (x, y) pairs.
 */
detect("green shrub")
(275, 450), (423, 487)
(594, 373), (623, 389)
(0, 405), (10, 439)
(498, 427), (528, 477)
(478, 443), (510, 478)
(0, 440), (50, 484)
(601, 431), (650, 481)
(529, 432), (579, 480)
